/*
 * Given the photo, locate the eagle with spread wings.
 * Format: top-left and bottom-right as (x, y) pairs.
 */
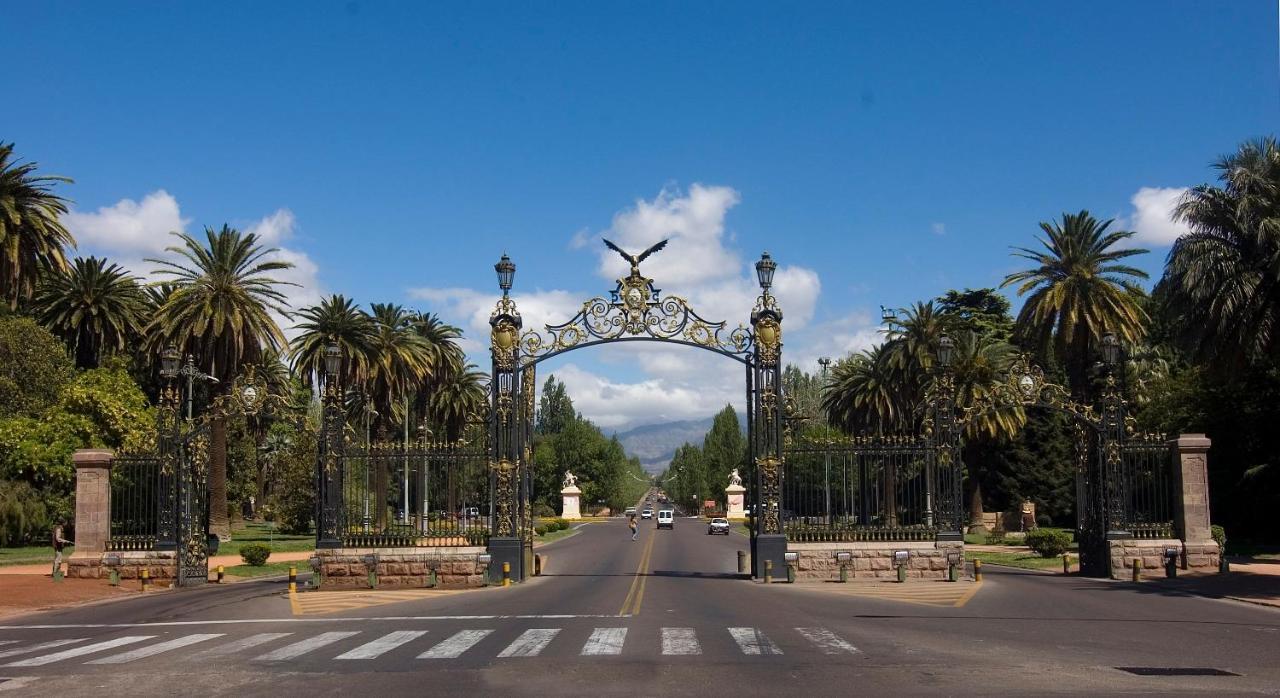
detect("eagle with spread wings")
(602, 237), (669, 277)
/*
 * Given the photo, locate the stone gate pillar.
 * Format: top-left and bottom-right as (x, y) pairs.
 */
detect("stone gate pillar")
(72, 449), (114, 554)
(1172, 434), (1217, 557)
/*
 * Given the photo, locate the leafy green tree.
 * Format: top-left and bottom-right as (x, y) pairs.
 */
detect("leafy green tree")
(147, 225), (295, 539)
(1001, 210), (1149, 398)
(1159, 136), (1280, 371)
(536, 375), (576, 435)
(0, 142), (75, 309)
(35, 256), (147, 368)
(701, 405), (744, 506)
(0, 316), (74, 417)
(937, 288), (1014, 341)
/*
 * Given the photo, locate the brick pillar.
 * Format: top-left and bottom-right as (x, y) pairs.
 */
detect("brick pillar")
(1171, 434), (1212, 543)
(72, 449), (115, 554)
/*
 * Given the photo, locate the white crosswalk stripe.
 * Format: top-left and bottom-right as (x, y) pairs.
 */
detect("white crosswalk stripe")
(661, 628), (701, 656)
(497, 628), (559, 657)
(418, 629), (492, 659)
(335, 630), (427, 660)
(6, 636), (154, 667)
(0, 641), (17, 647)
(254, 631), (360, 661)
(189, 633), (294, 660)
(795, 627), (859, 655)
(728, 627), (782, 656)
(0, 639), (84, 660)
(580, 628), (626, 656)
(87, 634), (224, 665)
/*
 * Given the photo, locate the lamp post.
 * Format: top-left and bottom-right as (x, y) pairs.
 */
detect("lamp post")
(819, 355), (832, 524)
(317, 342), (344, 549)
(175, 354), (218, 421)
(930, 334), (959, 536)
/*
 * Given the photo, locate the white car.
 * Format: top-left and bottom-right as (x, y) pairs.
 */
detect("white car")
(656, 510), (674, 529)
(707, 517), (730, 535)
(641, 509), (654, 519)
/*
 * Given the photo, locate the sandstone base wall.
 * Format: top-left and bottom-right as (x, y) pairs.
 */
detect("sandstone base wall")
(789, 541), (965, 581)
(67, 550), (177, 581)
(1108, 538), (1221, 579)
(316, 547), (489, 589)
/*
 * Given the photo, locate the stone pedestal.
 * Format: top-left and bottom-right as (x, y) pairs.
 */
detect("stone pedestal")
(72, 449), (114, 555)
(1172, 434), (1213, 544)
(724, 484), (746, 520)
(561, 485), (582, 520)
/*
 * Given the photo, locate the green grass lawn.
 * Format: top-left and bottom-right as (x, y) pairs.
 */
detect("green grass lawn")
(223, 561), (299, 578)
(968, 549), (1071, 571)
(534, 525), (583, 545)
(0, 545), (68, 567)
(216, 522), (314, 559)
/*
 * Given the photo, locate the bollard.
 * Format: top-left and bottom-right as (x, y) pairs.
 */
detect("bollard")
(216, 565), (225, 583)
(1132, 558), (1141, 582)
(368, 566), (378, 589)
(896, 561), (907, 583)
(973, 559), (983, 582)
(141, 568), (151, 592)
(839, 564), (849, 583)
(1219, 556), (1230, 574)
(948, 562), (958, 583)
(534, 554), (545, 577)
(109, 568), (120, 586)
(737, 550), (748, 576)
(764, 559), (773, 584)
(427, 567), (438, 588)
(1165, 556), (1177, 579)
(1062, 554), (1070, 575)
(288, 566), (298, 593)
(502, 561), (511, 587)
(786, 563), (796, 584)
(53, 568), (63, 582)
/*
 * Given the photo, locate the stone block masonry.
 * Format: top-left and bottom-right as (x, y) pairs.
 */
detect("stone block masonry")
(316, 548), (489, 589)
(1108, 539), (1220, 580)
(67, 550), (177, 581)
(788, 541), (965, 581)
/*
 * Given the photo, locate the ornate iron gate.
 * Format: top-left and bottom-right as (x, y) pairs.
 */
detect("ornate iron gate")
(175, 423), (210, 586)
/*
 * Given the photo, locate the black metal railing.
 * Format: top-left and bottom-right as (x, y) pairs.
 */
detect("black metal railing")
(108, 453), (162, 551)
(782, 435), (943, 541)
(1122, 435), (1175, 539)
(339, 436), (490, 548)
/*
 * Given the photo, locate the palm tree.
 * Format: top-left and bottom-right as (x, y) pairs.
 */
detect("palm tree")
(822, 345), (903, 433)
(1001, 211), (1149, 398)
(0, 143), (75, 309)
(147, 225), (296, 539)
(289, 294), (376, 387)
(33, 256), (147, 368)
(1159, 137), (1280, 370)
(426, 363), (488, 441)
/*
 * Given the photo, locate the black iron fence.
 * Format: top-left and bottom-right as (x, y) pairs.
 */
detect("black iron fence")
(108, 452), (162, 551)
(1123, 434), (1176, 539)
(783, 435), (941, 542)
(338, 435), (490, 548)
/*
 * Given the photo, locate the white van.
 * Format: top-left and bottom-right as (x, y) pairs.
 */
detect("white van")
(656, 510), (674, 530)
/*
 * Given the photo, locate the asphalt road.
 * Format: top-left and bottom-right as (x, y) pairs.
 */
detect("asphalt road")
(1, 518), (1279, 695)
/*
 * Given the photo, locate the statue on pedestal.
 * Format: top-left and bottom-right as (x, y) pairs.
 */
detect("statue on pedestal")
(728, 468), (742, 487)
(563, 471), (578, 489)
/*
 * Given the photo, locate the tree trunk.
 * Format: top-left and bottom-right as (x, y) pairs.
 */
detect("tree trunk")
(967, 477), (985, 533)
(209, 415), (231, 540)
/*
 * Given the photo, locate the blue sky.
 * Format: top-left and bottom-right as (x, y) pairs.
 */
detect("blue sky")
(5, 1), (1279, 429)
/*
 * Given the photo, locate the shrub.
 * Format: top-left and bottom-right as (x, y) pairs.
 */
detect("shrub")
(1024, 528), (1072, 558)
(534, 525), (548, 536)
(1211, 524), (1227, 552)
(533, 503), (556, 518)
(0, 480), (51, 546)
(984, 531), (1008, 546)
(1036, 513), (1052, 528)
(240, 543), (271, 566)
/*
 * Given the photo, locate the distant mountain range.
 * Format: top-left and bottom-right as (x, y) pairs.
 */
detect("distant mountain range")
(612, 411), (747, 474)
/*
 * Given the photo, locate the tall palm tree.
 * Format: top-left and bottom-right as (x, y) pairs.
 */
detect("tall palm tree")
(1159, 137), (1280, 370)
(366, 303), (435, 430)
(289, 294), (376, 387)
(0, 143), (75, 309)
(822, 345), (903, 433)
(34, 256), (147, 368)
(147, 225), (296, 539)
(426, 363), (488, 441)
(1001, 210), (1149, 398)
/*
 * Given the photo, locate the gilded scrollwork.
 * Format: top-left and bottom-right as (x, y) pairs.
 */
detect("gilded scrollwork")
(492, 458), (517, 537)
(757, 456), (782, 535)
(962, 354), (1101, 429)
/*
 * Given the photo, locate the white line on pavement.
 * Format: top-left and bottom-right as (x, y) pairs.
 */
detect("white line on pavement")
(795, 627), (860, 655)
(5, 636), (154, 667)
(497, 629), (560, 657)
(188, 633), (294, 660)
(87, 633), (224, 664)
(254, 631), (360, 661)
(335, 630), (427, 660)
(0, 639), (84, 660)
(661, 628), (701, 656)
(0, 614), (624, 630)
(418, 629), (493, 659)
(728, 627), (782, 656)
(580, 628), (627, 655)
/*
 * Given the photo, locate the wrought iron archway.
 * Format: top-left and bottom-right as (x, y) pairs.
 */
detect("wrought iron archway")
(486, 241), (788, 580)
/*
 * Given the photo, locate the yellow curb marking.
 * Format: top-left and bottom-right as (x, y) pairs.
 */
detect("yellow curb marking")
(792, 581), (984, 608)
(289, 588), (465, 616)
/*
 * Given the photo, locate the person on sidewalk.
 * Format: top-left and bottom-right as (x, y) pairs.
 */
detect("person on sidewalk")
(51, 520), (71, 577)
(628, 515), (638, 541)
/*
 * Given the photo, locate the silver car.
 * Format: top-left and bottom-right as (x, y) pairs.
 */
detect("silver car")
(707, 517), (730, 535)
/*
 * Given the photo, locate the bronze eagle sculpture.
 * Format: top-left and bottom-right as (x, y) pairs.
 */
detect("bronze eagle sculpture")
(602, 237), (668, 277)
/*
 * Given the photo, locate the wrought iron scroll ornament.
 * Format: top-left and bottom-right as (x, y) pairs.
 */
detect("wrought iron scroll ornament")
(757, 456), (782, 534)
(493, 458), (517, 537)
(960, 354), (1100, 429)
(517, 239), (754, 363)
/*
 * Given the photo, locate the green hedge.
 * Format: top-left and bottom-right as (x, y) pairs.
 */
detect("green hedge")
(239, 543), (272, 566)
(1024, 529), (1072, 558)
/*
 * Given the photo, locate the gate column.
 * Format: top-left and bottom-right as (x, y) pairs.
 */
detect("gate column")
(751, 252), (788, 578)
(488, 254), (525, 583)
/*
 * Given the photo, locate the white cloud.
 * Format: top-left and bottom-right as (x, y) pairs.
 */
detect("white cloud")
(787, 310), (883, 373)
(63, 192), (324, 342)
(550, 363), (743, 430)
(1126, 186), (1192, 246)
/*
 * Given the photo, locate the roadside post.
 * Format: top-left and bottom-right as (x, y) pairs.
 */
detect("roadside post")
(836, 551), (851, 583)
(784, 551), (798, 583)
(972, 558), (983, 582)
(1132, 558), (1141, 582)
(894, 550), (909, 583)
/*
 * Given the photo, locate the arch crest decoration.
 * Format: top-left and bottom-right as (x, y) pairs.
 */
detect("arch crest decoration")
(961, 355), (1101, 429)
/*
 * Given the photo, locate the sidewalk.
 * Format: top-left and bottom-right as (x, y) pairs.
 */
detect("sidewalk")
(0, 549), (316, 575)
(1150, 557), (1280, 609)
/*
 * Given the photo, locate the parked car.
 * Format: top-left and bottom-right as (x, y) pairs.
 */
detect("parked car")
(625, 507), (637, 517)
(641, 508), (654, 519)
(458, 506), (481, 519)
(656, 510), (674, 529)
(707, 517), (730, 535)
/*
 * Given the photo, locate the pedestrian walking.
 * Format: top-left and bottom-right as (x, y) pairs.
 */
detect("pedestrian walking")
(51, 519), (70, 578)
(628, 515), (638, 541)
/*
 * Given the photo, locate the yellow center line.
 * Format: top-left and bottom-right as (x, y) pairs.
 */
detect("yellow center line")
(618, 531), (657, 616)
